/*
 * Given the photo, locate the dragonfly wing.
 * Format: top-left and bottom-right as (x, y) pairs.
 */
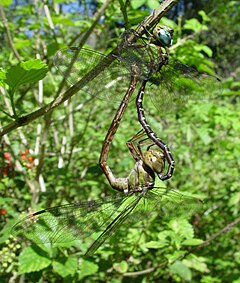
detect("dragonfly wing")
(85, 192), (144, 256)
(53, 48), (130, 106)
(11, 195), (136, 246)
(145, 188), (203, 220)
(147, 61), (222, 114)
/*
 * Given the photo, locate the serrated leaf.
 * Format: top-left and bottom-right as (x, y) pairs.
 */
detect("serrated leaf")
(5, 59), (48, 90)
(78, 260), (98, 280)
(52, 256), (78, 278)
(18, 246), (51, 274)
(169, 260), (192, 281)
(113, 260), (128, 273)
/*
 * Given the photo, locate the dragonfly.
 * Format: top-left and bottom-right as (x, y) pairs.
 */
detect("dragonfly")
(11, 129), (202, 256)
(12, 53), (202, 255)
(53, 25), (221, 182)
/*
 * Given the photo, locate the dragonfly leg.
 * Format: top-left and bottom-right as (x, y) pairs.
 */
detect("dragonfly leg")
(126, 129), (146, 161)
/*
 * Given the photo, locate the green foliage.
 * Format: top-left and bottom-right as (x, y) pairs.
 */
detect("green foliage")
(0, 0), (239, 282)
(5, 60), (48, 90)
(18, 246), (51, 274)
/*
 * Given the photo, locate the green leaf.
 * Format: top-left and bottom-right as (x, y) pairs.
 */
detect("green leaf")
(183, 18), (208, 32)
(14, 39), (32, 49)
(198, 10), (211, 23)
(195, 127), (212, 145)
(147, 0), (160, 10)
(141, 240), (168, 249)
(169, 260), (192, 281)
(0, 69), (7, 87)
(0, 0), (12, 6)
(113, 260), (128, 273)
(194, 45), (213, 57)
(5, 59), (48, 90)
(168, 218), (194, 239)
(52, 256), (78, 278)
(183, 254), (209, 273)
(182, 238), (204, 246)
(18, 246), (51, 274)
(131, 0), (146, 9)
(78, 260), (98, 280)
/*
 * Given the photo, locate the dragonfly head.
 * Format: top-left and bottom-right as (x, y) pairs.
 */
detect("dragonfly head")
(143, 149), (165, 175)
(152, 26), (174, 48)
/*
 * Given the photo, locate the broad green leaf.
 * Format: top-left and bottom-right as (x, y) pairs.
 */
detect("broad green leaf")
(14, 39), (32, 49)
(168, 218), (194, 239)
(113, 260), (128, 273)
(183, 18), (208, 32)
(194, 45), (213, 57)
(159, 17), (176, 30)
(131, 0), (146, 9)
(18, 246), (51, 274)
(183, 254), (209, 273)
(169, 260), (192, 281)
(78, 260), (98, 280)
(52, 256), (78, 278)
(147, 0), (160, 10)
(5, 59), (48, 90)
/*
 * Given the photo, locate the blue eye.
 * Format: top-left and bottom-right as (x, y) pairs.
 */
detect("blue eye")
(158, 27), (173, 47)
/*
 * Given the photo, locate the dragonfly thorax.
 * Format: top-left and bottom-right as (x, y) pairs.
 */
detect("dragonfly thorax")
(127, 159), (155, 192)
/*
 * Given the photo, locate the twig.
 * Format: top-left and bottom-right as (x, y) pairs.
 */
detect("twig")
(0, 5), (21, 61)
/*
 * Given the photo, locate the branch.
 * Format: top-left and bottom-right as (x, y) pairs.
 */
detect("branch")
(0, 0), (180, 139)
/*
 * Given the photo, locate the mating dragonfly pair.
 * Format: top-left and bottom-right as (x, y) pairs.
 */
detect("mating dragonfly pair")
(12, 25), (220, 255)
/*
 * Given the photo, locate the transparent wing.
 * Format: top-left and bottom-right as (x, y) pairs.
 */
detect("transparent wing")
(11, 188), (202, 255)
(53, 47), (130, 104)
(118, 29), (222, 114)
(146, 60), (222, 114)
(11, 195), (131, 245)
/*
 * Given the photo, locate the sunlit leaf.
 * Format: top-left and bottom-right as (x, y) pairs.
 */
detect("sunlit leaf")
(18, 246), (51, 274)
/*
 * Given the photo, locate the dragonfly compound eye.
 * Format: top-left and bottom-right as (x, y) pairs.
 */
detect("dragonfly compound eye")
(143, 150), (165, 174)
(153, 26), (174, 47)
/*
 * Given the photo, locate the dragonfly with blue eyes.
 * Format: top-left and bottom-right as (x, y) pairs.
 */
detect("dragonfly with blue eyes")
(11, 24), (218, 255)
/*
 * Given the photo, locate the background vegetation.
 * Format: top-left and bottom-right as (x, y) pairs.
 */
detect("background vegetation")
(0, 0), (239, 282)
